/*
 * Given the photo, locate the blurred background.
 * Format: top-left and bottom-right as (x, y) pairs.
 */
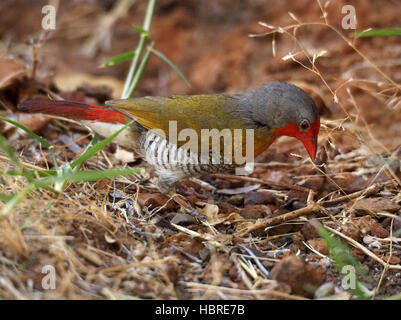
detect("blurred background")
(1, 0), (400, 153)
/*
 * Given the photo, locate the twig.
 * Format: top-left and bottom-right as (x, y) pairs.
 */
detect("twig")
(325, 226), (401, 270)
(373, 219), (393, 299)
(100, 256), (176, 275)
(320, 182), (391, 206)
(181, 281), (309, 300)
(171, 245), (203, 264)
(238, 190), (319, 236)
(212, 173), (311, 193)
(238, 245), (270, 278)
(82, 0), (137, 56)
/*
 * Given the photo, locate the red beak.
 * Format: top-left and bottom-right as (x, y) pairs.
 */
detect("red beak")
(300, 135), (318, 161)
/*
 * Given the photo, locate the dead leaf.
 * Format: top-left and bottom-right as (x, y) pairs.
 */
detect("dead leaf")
(354, 197), (400, 214)
(196, 202), (219, 220)
(217, 184), (261, 195)
(170, 213), (197, 226)
(76, 247), (103, 267)
(355, 215), (390, 238)
(0, 57), (25, 90)
(137, 193), (173, 210)
(114, 146), (135, 163)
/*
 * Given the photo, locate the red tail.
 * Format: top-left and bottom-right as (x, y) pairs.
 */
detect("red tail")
(18, 99), (127, 124)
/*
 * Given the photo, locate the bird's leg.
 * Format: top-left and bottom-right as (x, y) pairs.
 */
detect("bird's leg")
(170, 194), (204, 220)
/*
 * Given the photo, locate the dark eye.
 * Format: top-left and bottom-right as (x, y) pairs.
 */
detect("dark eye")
(299, 119), (310, 131)
(254, 120), (266, 128)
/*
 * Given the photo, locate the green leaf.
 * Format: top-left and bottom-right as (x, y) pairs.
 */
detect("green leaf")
(70, 122), (133, 169)
(150, 48), (190, 87)
(133, 25), (148, 35)
(356, 28), (401, 38)
(101, 50), (136, 67)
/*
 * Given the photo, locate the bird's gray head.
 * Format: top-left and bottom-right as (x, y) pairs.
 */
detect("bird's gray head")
(238, 81), (320, 160)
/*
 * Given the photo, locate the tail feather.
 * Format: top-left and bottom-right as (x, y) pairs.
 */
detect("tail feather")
(18, 99), (127, 124)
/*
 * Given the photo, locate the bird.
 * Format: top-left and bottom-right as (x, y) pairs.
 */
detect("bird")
(18, 81), (320, 192)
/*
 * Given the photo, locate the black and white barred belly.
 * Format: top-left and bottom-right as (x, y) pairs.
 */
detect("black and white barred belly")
(140, 131), (233, 177)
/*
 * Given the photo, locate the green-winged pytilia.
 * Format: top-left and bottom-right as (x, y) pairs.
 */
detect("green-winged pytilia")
(18, 81), (320, 192)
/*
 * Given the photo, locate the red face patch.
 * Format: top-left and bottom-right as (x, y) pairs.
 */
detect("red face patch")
(273, 118), (320, 161)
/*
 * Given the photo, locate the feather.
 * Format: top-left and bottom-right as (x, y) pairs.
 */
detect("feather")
(18, 99), (127, 124)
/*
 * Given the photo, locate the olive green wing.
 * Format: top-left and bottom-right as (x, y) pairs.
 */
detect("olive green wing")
(106, 94), (244, 138)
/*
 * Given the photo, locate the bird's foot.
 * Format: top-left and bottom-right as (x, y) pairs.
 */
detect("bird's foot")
(170, 193), (205, 221)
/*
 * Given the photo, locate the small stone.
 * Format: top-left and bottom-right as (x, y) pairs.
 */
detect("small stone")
(170, 213), (197, 226)
(240, 205), (272, 219)
(227, 194), (244, 206)
(355, 216), (389, 238)
(270, 256), (325, 297)
(307, 239), (328, 255)
(301, 176), (325, 191)
(370, 222), (390, 238)
(341, 223), (361, 241)
(301, 222), (319, 240)
(351, 249), (366, 262)
(244, 191), (270, 206)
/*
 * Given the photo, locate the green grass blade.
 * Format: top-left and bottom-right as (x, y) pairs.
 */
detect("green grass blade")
(0, 116), (58, 169)
(150, 47), (190, 87)
(356, 28), (401, 37)
(35, 168), (140, 187)
(134, 26), (148, 35)
(0, 133), (21, 169)
(1, 184), (34, 216)
(1, 167), (140, 217)
(315, 223), (371, 299)
(126, 41), (155, 97)
(121, 0), (156, 98)
(70, 122), (133, 169)
(0, 194), (14, 202)
(101, 50), (136, 67)
(0, 116), (52, 148)
(383, 292), (401, 300)
(1, 169), (56, 178)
